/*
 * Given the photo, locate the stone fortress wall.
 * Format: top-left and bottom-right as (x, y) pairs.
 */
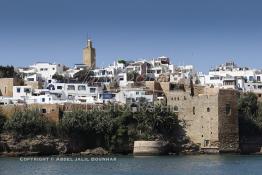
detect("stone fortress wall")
(161, 82), (239, 152)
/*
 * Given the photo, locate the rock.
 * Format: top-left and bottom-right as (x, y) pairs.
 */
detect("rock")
(0, 133), (70, 156)
(81, 147), (109, 156)
(91, 147), (109, 155)
(0, 141), (9, 152)
(181, 142), (200, 153)
(29, 140), (58, 155)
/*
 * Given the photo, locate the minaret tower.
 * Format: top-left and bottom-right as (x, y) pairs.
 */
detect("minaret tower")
(83, 39), (96, 69)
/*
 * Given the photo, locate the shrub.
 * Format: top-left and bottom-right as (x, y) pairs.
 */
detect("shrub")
(0, 113), (6, 133)
(238, 93), (262, 137)
(4, 109), (51, 137)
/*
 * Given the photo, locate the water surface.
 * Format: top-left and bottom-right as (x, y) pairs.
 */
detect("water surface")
(1, 155), (262, 175)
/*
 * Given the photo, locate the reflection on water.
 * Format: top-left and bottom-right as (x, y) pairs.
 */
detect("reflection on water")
(1, 155), (262, 175)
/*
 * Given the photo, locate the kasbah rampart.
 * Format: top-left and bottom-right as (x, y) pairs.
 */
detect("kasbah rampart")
(2, 39), (262, 154)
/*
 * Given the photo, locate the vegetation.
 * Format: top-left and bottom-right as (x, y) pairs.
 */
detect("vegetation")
(58, 104), (184, 153)
(127, 71), (140, 81)
(52, 73), (66, 83)
(0, 65), (21, 78)
(4, 109), (54, 137)
(58, 109), (114, 148)
(117, 59), (126, 65)
(0, 111), (6, 133)
(73, 69), (94, 82)
(0, 104), (185, 153)
(238, 92), (262, 137)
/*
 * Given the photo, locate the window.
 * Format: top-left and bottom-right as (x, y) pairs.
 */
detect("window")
(193, 106), (195, 115)
(226, 104), (231, 115)
(17, 88), (21, 93)
(259, 94), (262, 98)
(42, 98), (45, 102)
(90, 88), (96, 93)
(67, 85), (75, 90)
(207, 107), (210, 112)
(24, 88), (31, 93)
(57, 86), (63, 90)
(68, 95), (74, 100)
(257, 76), (261, 82)
(136, 91), (139, 95)
(41, 109), (47, 113)
(204, 140), (210, 147)
(27, 78), (34, 81)
(78, 85), (86, 91)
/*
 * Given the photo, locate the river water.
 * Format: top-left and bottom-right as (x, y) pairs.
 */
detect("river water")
(0, 155), (262, 175)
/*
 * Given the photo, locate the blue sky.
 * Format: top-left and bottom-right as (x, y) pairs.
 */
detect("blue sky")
(0, 0), (262, 72)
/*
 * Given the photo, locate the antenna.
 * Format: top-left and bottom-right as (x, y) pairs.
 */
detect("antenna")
(86, 33), (89, 41)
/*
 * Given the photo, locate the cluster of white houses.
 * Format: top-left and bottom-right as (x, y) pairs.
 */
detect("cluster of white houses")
(1, 39), (262, 152)
(1, 59), (260, 106)
(198, 61), (262, 96)
(1, 50), (262, 105)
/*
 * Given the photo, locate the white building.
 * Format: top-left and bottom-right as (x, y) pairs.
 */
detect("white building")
(18, 62), (65, 84)
(198, 61), (262, 90)
(29, 62), (64, 80)
(47, 83), (104, 104)
(115, 88), (154, 104)
(12, 86), (59, 104)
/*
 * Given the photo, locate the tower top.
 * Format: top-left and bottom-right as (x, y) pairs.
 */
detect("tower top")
(87, 39), (93, 48)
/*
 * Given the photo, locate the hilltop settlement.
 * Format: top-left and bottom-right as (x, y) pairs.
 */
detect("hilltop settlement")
(1, 40), (262, 156)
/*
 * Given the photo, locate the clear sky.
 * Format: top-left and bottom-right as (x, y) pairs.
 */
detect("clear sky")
(0, 0), (262, 72)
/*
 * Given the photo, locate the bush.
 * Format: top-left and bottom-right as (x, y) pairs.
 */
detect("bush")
(58, 105), (185, 152)
(52, 73), (66, 83)
(0, 113), (6, 133)
(238, 93), (262, 137)
(58, 109), (115, 148)
(4, 109), (52, 137)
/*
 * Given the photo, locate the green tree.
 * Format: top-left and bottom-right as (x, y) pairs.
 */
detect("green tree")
(73, 69), (94, 82)
(0, 112), (6, 133)
(238, 93), (262, 137)
(52, 73), (66, 83)
(127, 71), (139, 81)
(4, 109), (51, 137)
(58, 109), (114, 148)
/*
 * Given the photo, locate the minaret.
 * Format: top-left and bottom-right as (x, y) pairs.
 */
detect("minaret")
(83, 39), (96, 69)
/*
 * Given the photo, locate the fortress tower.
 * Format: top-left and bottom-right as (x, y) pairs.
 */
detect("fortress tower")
(83, 39), (96, 69)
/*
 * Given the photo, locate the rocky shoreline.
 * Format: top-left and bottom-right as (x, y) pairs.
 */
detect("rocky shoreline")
(0, 133), (201, 157)
(2, 133), (260, 157)
(0, 133), (111, 157)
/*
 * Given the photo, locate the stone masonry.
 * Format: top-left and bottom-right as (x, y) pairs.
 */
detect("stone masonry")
(164, 83), (239, 153)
